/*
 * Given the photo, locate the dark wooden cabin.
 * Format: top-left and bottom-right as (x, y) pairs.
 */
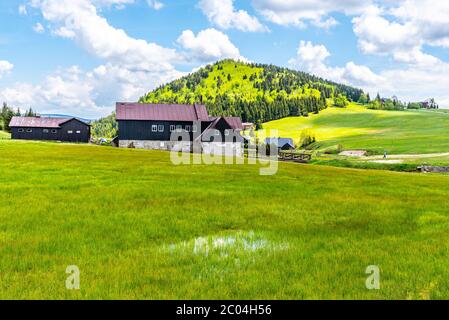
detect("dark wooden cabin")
(265, 138), (296, 151)
(9, 116), (91, 143)
(116, 103), (243, 144)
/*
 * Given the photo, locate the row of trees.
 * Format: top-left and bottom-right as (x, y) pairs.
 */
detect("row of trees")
(206, 93), (328, 124)
(0, 102), (36, 132)
(365, 94), (439, 111)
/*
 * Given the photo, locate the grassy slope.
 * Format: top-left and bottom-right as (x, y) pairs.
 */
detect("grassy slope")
(0, 131), (10, 139)
(261, 103), (449, 154)
(144, 61), (265, 103)
(1, 140), (449, 299)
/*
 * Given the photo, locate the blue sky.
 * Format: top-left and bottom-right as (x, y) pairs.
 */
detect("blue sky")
(1, 0), (449, 118)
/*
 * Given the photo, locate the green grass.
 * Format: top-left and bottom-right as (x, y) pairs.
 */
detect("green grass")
(1, 140), (449, 299)
(260, 103), (449, 154)
(0, 130), (10, 139)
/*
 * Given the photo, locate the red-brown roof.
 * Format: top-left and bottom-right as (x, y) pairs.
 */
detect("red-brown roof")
(9, 117), (73, 128)
(223, 117), (243, 130)
(209, 116), (244, 130)
(116, 103), (210, 122)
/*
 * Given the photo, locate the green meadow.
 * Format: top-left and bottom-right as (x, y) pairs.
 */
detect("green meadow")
(1, 140), (449, 299)
(260, 104), (449, 155)
(0, 131), (10, 139)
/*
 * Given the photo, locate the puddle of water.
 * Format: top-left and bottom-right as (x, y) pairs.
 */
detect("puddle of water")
(164, 231), (287, 259)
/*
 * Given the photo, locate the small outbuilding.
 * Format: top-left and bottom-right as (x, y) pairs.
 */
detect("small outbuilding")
(9, 116), (91, 143)
(265, 137), (295, 151)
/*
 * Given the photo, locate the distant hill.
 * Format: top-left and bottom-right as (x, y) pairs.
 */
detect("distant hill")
(140, 59), (365, 124)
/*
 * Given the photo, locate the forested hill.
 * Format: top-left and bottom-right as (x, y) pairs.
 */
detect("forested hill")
(140, 59), (365, 124)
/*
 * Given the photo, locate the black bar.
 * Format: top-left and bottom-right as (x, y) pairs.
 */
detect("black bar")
(0, 300), (446, 318)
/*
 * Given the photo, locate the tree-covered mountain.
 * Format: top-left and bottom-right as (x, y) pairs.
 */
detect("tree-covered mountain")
(140, 59), (365, 125)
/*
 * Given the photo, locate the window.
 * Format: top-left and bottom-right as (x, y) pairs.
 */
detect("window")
(152, 125), (158, 132)
(18, 129), (24, 133)
(170, 125), (175, 132)
(43, 129), (49, 134)
(26, 129), (33, 133)
(176, 125), (182, 132)
(214, 130), (220, 136)
(158, 125), (164, 132)
(51, 129), (57, 134)
(76, 130), (81, 134)
(185, 125), (191, 132)
(224, 130), (230, 136)
(192, 125), (198, 133)
(68, 130), (73, 134)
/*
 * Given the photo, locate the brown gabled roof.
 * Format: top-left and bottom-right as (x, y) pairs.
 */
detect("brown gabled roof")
(209, 116), (243, 130)
(116, 103), (210, 122)
(9, 116), (75, 128)
(194, 116), (243, 143)
(223, 117), (243, 130)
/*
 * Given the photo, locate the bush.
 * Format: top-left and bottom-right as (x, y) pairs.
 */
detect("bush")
(334, 94), (349, 108)
(299, 129), (316, 148)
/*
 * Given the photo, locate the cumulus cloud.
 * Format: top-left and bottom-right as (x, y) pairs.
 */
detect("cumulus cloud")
(30, 0), (180, 71)
(147, 0), (164, 10)
(252, 0), (372, 28)
(289, 41), (383, 87)
(0, 60), (14, 78)
(6, 0), (247, 117)
(289, 40), (449, 107)
(0, 64), (184, 117)
(18, 4), (27, 15)
(3, 0), (189, 117)
(33, 22), (45, 33)
(0, 66), (98, 116)
(91, 0), (135, 8)
(199, 0), (267, 32)
(378, 63), (449, 107)
(177, 28), (247, 63)
(352, 1), (449, 66)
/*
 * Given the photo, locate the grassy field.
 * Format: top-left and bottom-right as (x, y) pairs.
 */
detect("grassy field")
(0, 131), (10, 139)
(260, 104), (449, 155)
(1, 140), (449, 299)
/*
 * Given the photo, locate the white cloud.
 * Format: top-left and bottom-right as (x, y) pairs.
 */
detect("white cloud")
(19, 4), (27, 15)
(0, 66), (98, 116)
(92, 0), (135, 8)
(147, 0), (164, 10)
(289, 41), (384, 87)
(6, 0), (247, 117)
(33, 22), (45, 34)
(177, 28), (247, 63)
(377, 63), (449, 107)
(252, 0), (372, 28)
(0, 64), (185, 118)
(0, 60), (14, 78)
(289, 40), (449, 107)
(30, 0), (180, 71)
(199, 0), (267, 32)
(352, 1), (449, 66)
(289, 41), (384, 88)
(0, 0), (191, 117)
